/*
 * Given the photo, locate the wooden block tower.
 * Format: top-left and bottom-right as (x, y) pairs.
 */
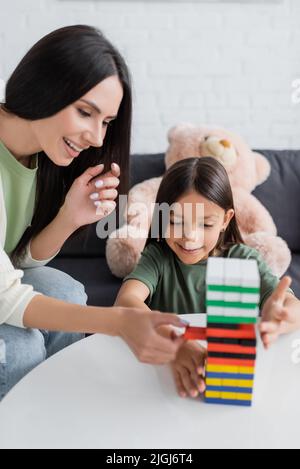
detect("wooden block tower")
(205, 258), (260, 407)
(184, 257), (260, 407)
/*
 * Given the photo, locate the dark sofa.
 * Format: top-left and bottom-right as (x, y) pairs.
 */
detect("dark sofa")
(49, 150), (300, 304)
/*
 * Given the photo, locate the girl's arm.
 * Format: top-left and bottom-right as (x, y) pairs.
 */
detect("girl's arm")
(260, 276), (300, 348)
(115, 279), (206, 399)
(115, 280), (182, 340)
(115, 279), (151, 311)
(23, 295), (185, 365)
(30, 164), (119, 261)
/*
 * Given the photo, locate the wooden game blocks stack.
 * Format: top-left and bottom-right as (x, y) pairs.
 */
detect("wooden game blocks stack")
(205, 258), (260, 407)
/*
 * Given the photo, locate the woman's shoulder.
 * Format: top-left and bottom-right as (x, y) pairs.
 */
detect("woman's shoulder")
(225, 243), (262, 261)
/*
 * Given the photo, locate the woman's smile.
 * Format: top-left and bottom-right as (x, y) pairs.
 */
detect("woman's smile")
(63, 137), (85, 158)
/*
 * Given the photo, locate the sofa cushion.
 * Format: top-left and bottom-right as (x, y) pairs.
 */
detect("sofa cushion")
(49, 256), (122, 306)
(57, 150), (300, 259)
(49, 252), (300, 306)
(49, 150), (300, 307)
(253, 150), (300, 253)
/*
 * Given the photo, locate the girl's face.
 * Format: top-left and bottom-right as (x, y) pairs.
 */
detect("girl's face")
(165, 190), (234, 265)
(30, 75), (123, 166)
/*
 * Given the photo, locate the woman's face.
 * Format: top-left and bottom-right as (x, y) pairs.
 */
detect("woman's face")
(165, 190), (234, 265)
(30, 75), (124, 166)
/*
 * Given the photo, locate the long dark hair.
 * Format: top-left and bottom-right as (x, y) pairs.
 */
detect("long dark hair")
(147, 157), (243, 254)
(0, 25), (132, 263)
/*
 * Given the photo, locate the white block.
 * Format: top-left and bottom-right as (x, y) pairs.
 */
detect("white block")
(206, 258), (224, 286)
(241, 293), (260, 304)
(224, 258), (241, 286)
(207, 306), (224, 316)
(224, 291), (240, 302)
(241, 259), (260, 288)
(236, 308), (258, 318)
(207, 291), (223, 301)
(224, 308), (241, 317)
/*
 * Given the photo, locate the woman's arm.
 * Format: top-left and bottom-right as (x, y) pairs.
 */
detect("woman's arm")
(23, 295), (185, 365)
(29, 206), (77, 261)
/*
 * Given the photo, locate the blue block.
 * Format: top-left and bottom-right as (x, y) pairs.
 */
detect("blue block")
(206, 386), (253, 394)
(206, 372), (254, 380)
(205, 398), (252, 407)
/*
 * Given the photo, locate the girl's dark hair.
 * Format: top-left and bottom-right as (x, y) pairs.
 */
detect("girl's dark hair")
(1, 25), (132, 263)
(147, 157), (243, 254)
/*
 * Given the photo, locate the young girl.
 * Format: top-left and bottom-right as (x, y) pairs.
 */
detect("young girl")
(0, 25), (185, 399)
(115, 157), (300, 399)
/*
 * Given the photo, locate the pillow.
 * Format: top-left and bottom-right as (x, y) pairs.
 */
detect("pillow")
(253, 150), (300, 252)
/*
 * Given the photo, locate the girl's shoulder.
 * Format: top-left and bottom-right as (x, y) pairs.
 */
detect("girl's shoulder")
(225, 243), (262, 261)
(142, 240), (170, 262)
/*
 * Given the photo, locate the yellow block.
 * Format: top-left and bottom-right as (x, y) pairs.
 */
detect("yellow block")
(206, 378), (254, 388)
(206, 378), (222, 386)
(206, 364), (255, 374)
(206, 391), (252, 401)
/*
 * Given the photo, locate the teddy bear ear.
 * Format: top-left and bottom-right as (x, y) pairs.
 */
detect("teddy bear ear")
(167, 123), (196, 142)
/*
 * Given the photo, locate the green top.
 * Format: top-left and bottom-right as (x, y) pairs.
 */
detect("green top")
(124, 242), (292, 314)
(0, 140), (38, 254)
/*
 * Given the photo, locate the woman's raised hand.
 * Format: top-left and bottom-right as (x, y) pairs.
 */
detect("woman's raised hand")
(61, 162), (120, 229)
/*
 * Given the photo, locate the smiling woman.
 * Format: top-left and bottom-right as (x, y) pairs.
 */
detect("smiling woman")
(0, 25), (186, 400)
(1, 25), (132, 262)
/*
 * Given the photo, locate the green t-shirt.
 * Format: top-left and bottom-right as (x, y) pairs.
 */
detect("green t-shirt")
(124, 241), (291, 314)
(0, 140), (38, 255)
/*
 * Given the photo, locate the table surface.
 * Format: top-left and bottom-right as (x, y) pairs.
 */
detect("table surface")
(0, 314), (299, 449)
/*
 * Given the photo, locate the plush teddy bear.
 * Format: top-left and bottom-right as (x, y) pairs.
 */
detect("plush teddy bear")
(106, 124), (291, 278)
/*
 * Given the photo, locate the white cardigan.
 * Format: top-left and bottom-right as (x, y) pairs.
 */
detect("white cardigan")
(0, 177), (55, 328)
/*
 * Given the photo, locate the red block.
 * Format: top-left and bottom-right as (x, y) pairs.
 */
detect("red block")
(207, 343), (256, 355)
(183, 327), (207, 341)
(207, 357), (256, 367)
(206, 327), (256, 340)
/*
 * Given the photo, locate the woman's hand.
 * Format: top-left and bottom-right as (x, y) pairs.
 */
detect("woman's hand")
(259, 276), (299, 348)
(117, 308), (187, 365)
(171, 341), (207, 398)
(60, 162), (120, 229)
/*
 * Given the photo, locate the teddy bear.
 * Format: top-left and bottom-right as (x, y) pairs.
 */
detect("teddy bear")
(106, 124), (291, 279)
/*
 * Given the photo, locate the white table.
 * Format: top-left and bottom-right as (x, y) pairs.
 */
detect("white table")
(0, 314), (299, 449)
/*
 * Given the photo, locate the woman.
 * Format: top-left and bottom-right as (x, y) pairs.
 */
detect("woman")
(0, 25), (185, 399)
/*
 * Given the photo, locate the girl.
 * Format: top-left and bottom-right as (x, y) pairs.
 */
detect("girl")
(115, 157), (300, 399)
(0, 25), (185, 399)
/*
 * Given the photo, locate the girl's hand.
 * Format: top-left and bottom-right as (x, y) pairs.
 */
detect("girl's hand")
(171, 341), (207, 398)
(60, 162), (120, 229)
(118, 308), (187, 365)
(259, 276), (295, 349)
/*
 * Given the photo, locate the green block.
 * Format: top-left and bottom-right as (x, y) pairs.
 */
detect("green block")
(207, 316), (257, 324)
(207, 285), (260, 294)
(206, 300), (258, 309)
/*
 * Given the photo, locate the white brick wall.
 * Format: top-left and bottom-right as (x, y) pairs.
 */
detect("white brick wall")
(0, 0), (299, 152)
